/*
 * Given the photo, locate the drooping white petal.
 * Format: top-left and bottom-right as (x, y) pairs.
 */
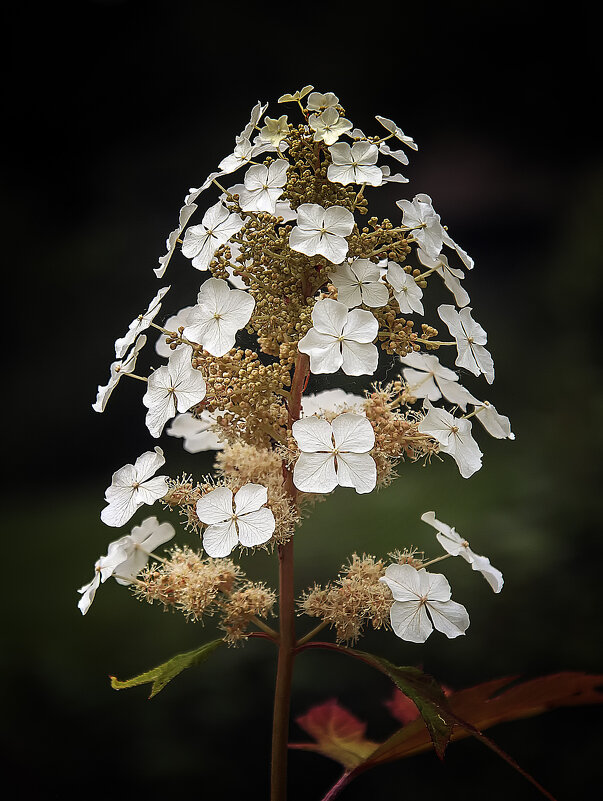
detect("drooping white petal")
(78, 566), (101, 615)
(114, 287), (170, 358)
(472, 402), (514, 440)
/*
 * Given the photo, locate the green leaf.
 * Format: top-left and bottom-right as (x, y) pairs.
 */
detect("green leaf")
(109, 639), (223, 698)
(343, 648), (455, 759)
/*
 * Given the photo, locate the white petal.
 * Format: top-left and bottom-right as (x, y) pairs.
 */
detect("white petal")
(380, 563), (422, 601)
(234, 483), (267, 516)
(195, 487), (233, 524)
(470, 553), (504, 593)
(335, 452), (376, 494)
(427, 599), (470, 638)
(331, 413), (374, 452)
(292, 417), (334, 452)
(236, 507), (275, 547)
(311, 298), (347, 337)
(340, 340), (378, 376)
(390, 600), (433, 643)
(293, 452), (337, 494)
(342, 308), (378, 343)
(203, 520), (239, 558)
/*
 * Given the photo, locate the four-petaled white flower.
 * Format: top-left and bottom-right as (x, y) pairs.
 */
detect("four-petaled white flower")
(218, 137), (254, 174)
(114, 287), (170, 358)
(183, 278), (255, 357)
(375, 116), (417, 150)
(438, 304), (494, 384)
(182, 201), (244, 272)
(142, 345), (207, 438)
(167, 411), (225, 452)
(396, 194), (444, 260)
(259, 115), (290, 147)
(237, 160), (289, 214)
(289, 203), (354, 264)
(298, 298), (379, 376)
(309, 108), (353, 145)
(196, 484), (275, 558)
(103, 516), (176, 586)
(292, 413), (376, 495)
(417, 250), (470, 308)
(418, 401), (482, 478)
(307, 91), (339, 111)
(329, 259), (389, 309)
(400, 351), (477, 409)
(380, 563), (469, 643)
(327, 142), (383, 187)
(386, 262), (424, 315)
(155, 306), (196, 358)
(421, 511), (504, 593)
(93, 334), (147, 413)
(101, 447), (169, 528)
(77, 517), (176, 614)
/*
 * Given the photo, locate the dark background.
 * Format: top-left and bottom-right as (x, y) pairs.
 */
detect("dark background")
(5, 1), (602, 798)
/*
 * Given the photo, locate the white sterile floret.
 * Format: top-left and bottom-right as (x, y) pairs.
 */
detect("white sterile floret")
(114, 286), (170, 358)
(183, 278), (255, 357)
(155, 306), (196, 358)
(380, 564), (469, 643)
(421, 511), (504, 593)
(399, 351), (478, 410)
(375, 116), (418, 150)
(196, 484), (275, 558)
(101, 447), (169, 528)
(289, 203), (354, 264)
(297, 298), (379, 376)
(307, 91), (339, 111)
(301, 389), (365, 417)
(167, 411), (225, 452)
(308, 108), (353, 146)
(258, 115), (290, 147)
(142, 345), (207, 438)
(278, 85), (314, 104)
(327, 142), (383, 187)
(104, 517), (176, 586)
(218, 137), (254, 174)
(181, 201), (244, 272)
(386, 262), (424, 315)
(418, 401), (482, 478)
(239, 101), (269, 140)
(438, 305), (495, 384)
(417, 250), (470, 308)
(292, 413), (376, 495)
(237, 160), (289, 214)
(396, 195), (444, 260)
(329, 259), (389, 309)
(93, 334), (147, 413)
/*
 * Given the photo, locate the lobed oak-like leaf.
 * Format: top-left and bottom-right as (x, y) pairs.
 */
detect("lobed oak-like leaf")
(110, 640), (222, 698)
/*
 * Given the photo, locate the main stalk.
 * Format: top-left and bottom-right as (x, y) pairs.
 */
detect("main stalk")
(270, 351), (310, 801)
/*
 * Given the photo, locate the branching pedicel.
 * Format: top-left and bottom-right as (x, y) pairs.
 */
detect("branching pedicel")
(81, 86), (516, 800)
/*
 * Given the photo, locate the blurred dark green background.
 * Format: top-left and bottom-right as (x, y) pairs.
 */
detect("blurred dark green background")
(6, 1), (602, 798)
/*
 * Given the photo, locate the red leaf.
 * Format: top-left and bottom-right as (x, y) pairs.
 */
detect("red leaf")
(290, 698), (379, 770)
